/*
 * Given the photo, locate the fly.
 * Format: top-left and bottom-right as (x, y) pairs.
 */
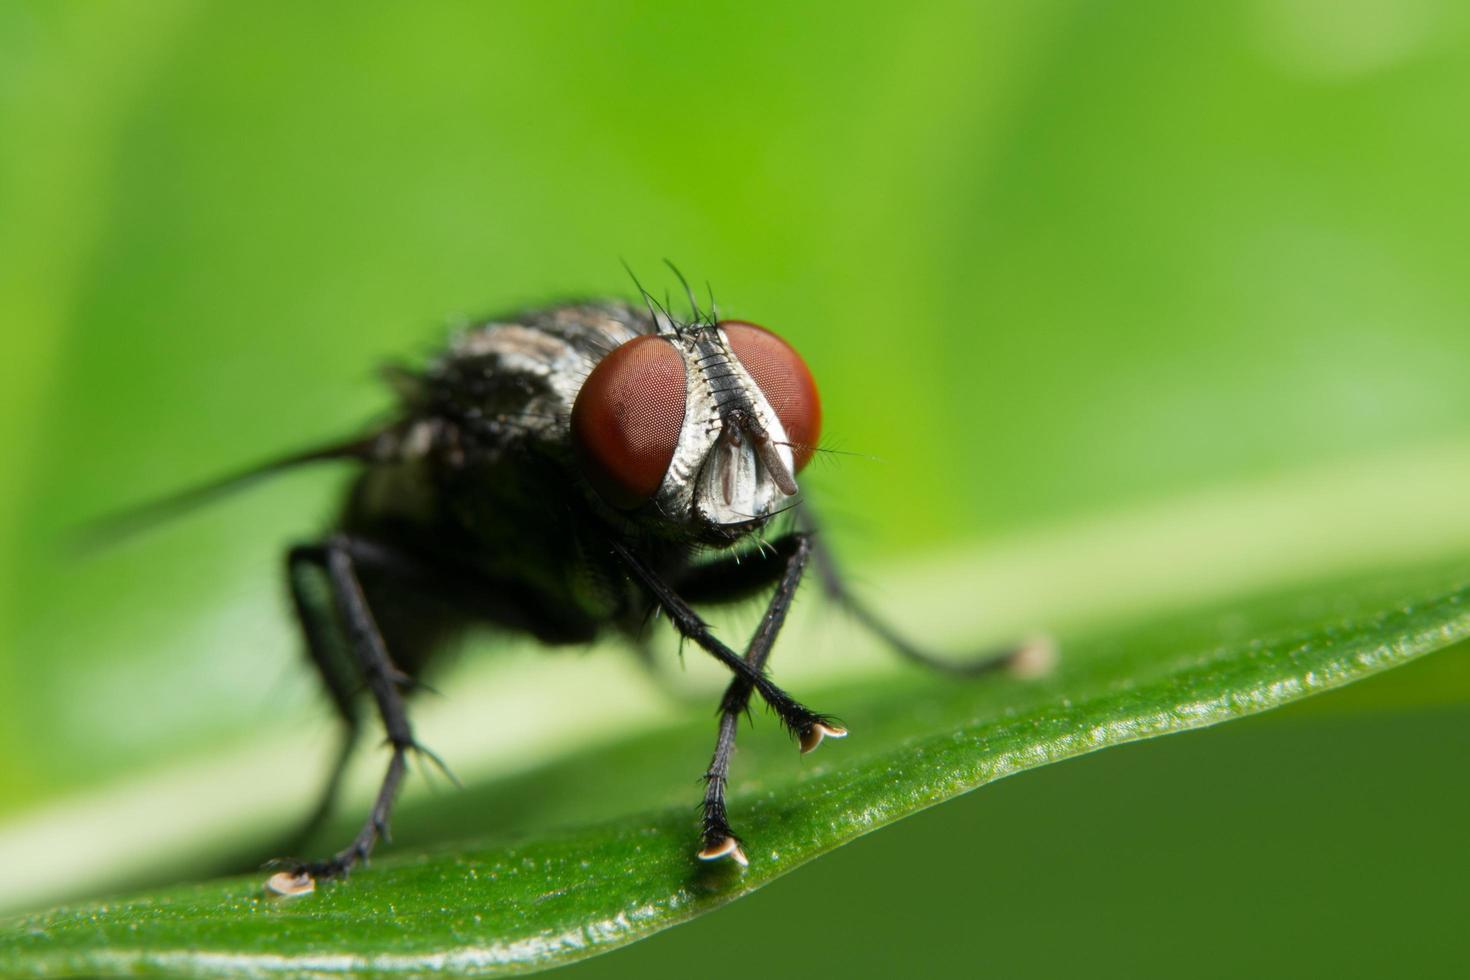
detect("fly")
(99, 272), (1045, 893)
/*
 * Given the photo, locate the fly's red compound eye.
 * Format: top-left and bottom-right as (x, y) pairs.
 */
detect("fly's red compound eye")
(572, 335), (688, 509)
(721, 321), (822, 471)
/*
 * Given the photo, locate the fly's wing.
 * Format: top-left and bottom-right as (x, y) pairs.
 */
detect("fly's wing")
(75, 301), (654, 553)
(71, 431), (384, 553)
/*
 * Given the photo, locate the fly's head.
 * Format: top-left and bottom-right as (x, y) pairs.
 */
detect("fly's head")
(570, 312), (821, 544)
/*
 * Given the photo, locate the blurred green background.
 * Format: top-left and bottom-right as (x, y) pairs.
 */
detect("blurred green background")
(3, 0), (1470, 975)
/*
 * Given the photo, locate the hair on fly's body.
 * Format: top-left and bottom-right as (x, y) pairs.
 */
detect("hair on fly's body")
(93, 272), (1051, 894)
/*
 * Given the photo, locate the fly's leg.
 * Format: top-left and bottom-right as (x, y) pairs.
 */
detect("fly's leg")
(276, 547), (362, 857)
(281, 536), (430, 883)
(611, 539), (841, 752)
(685, 532), (820, 865)
(801, 508), (1055, 677)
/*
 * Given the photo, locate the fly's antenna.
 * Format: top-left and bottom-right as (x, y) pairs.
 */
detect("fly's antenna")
(620, 258), (679, 338)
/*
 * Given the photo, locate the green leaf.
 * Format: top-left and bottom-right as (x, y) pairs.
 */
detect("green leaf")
(4, 558), (1468, 978)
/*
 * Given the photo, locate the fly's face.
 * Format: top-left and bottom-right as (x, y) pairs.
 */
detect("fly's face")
(570, 318), (821, 540)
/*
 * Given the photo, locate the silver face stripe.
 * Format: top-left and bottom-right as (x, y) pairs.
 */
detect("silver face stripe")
(653, 325), (797, 528)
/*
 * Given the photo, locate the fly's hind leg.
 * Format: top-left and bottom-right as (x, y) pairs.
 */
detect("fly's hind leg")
(801, 507), (1056, 677)
(278, 535), (433, 884)
(276, 546), (363, 858)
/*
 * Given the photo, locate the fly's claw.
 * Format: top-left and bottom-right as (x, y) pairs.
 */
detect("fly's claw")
(1007, 634), (1060, 679)
(264, 869), (316, 898)
(798, 719), (848, 755)
(698, 834), (750, 867)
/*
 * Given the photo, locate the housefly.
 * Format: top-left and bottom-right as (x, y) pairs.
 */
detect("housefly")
(105, 276), (1043, 891)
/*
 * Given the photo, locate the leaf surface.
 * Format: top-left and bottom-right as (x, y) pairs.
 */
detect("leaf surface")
(4, 561), (1468, 978)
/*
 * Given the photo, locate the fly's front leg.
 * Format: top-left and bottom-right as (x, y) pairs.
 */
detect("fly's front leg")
(611, 538), (841, 751)
(682, 532), (836, 865)
(800, 507), (1056, 677)
(272, 535), (430, 888)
